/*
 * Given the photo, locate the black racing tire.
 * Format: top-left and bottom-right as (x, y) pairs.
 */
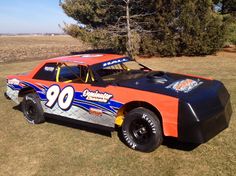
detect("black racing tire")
(121, 107), (163, 152)
(22, 93), (45, 124)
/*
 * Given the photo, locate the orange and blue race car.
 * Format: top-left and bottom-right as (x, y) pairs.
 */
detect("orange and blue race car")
(5, 54), (232, 152)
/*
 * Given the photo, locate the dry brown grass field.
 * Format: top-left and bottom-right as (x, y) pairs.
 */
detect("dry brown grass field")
(0, 36), (235, 176)
(0, 35), (89, 63)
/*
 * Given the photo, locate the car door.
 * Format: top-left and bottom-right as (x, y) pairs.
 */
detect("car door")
(42, 62), (121, 128)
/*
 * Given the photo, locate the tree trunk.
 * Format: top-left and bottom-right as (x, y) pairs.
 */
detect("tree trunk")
(126, 0), (133, 58)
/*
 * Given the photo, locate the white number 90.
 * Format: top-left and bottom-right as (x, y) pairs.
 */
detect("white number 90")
(46, 85), (75, 110)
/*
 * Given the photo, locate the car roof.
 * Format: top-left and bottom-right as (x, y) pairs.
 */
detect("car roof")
(46, 54), (127, 66)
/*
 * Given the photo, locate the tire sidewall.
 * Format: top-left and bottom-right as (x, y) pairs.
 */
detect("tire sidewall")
(22, 93), (44, 124)
(122, 108), (163, 152)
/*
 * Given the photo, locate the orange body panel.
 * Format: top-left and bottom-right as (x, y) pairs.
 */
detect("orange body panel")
(7, 54), (180, 137)
(13, 77), (179, 137)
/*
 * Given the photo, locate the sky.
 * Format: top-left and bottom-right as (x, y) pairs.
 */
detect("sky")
(0, 0), (76, 34)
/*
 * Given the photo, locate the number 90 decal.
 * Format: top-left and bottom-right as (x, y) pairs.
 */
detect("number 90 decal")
(46, 85), (75, 110)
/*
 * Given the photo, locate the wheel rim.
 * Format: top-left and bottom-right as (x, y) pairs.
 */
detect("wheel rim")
(129, 118), (153, 145)
(25, 100), (37, 120)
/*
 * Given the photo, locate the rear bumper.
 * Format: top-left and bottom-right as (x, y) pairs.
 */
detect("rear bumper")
(4, 92), (11, 99)
(5, 86), (20, 104)
(177, 83), (232, 143)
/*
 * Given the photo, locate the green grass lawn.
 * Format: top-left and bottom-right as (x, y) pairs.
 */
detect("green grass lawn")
(0, 52), (235, 176)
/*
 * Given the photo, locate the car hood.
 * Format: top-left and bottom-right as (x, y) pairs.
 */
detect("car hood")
(116, 71), (223, 101)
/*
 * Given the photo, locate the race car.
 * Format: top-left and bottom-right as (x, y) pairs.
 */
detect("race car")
(5, 54), (232, 152)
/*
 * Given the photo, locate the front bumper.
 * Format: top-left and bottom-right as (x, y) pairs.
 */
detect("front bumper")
(178, 82), (232, 143)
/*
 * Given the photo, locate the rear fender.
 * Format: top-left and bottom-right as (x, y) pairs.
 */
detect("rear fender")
(6, 85), (20, 104)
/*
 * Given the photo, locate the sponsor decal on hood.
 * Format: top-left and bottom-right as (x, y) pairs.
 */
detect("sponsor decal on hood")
(166, 79), (203, 93)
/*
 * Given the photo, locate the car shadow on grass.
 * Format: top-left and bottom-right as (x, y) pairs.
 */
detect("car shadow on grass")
(13, 104), (112, 138)
(13, 104), (199, 151)
(45, 114), (113, 138)
(116, 128), (199, 152)
(162, 137), (200, 151)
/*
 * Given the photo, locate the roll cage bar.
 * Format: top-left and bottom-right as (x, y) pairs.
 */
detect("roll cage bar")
(54, 58), (152, 86)
(55, 62), (95, 83)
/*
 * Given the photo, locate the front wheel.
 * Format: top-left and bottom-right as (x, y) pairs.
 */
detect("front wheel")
(22, 93), (45, 124)
(121, 107), (163, 152)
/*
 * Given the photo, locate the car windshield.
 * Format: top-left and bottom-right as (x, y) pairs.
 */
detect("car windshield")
(95, 60), (151, 84)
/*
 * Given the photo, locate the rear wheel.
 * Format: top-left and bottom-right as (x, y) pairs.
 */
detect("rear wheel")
(22, 93), (45, 124)
(122, 107), (163, 152)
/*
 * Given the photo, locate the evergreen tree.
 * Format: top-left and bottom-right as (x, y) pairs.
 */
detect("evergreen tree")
(140, 0), (225, 56)
(61, 0), (227, 56)
(62, 0), (156, 57)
